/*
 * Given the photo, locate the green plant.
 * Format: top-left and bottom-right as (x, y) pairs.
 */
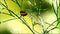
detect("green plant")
(0, 0), (60, 34)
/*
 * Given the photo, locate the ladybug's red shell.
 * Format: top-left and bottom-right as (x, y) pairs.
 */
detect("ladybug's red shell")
(20, 10), (27, 16)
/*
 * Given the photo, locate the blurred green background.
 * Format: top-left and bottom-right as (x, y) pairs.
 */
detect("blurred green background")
(0, 0), (60, 34)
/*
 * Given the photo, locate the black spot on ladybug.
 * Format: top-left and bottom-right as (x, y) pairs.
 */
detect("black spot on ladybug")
(20, 10), (27, 16)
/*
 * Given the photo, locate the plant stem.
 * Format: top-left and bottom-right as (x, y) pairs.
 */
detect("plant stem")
(11, 0), (21, 8)
(12, 13), (35, 34)
(0, 12), (14, 17)
(0, 2), (35, 34)
(2, 18), (17, 23)
(4, 0), (8, 8)
(4, 0), (15, 17)
(47, 27), (57, 33)
(45, 0), (59, 34)
(7, 6), (35, 34)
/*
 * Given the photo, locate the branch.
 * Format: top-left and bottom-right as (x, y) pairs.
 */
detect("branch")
(52, 0), (59, 26)
(56, 0), (59, 27)
(11, 0), (21, 8)
(45, 18), (60, 33)
(0, 11), (15, 17)
(52, 4), (57, 16)
(45, 0), (59, 34)
(47, 0), (59, 29)
(0, 2), (7, 9)
(47, 27), (57, 33)
(47, 18), (60, 29)
(4, 0), (15, 17)
(0, 1), (15, 17)
(46, 21), (60, 34)
(45, 22), (54, 26)
(1, 18), (17, 23)
(32, 22), (40, 30)
(43, 27), (57, 34)
(0, 2), (35, 34)
(4, 0), (8, 8)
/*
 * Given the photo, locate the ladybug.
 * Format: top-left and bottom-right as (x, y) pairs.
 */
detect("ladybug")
(20, 10), (27, 16)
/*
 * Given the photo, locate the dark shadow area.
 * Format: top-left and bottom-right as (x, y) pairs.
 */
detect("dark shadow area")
(0, 30), (12, 34)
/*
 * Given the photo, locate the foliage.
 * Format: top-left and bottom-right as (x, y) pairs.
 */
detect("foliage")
(0, 0), (60, 34)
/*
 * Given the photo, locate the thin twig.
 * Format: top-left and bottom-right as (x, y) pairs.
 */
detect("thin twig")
(15, 0), (21, 8)
(47, 21), (60, 33)
(56, 0), (59, 27)
(45, 22), (54, 26)
(46, 0), (60, 29)
(52, 1), (57, 17)
(32, 22), (41, 29)
(49, 0), (60, 32)
(47, 27), (57, 34)
(4, 0), (8, 8)
(0, 2), (7, 9)
(0, 1), (15, 17)
(11, 0), (15, 3)
(0, 2), (35, 34)
(46, 0), (59, 34)
(39, 16), (45, 31)
(0, 11), (14, 17)
(11, 0), (21, 8)
(47, 18), (60, 29)
(2, 18), (17, 23)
